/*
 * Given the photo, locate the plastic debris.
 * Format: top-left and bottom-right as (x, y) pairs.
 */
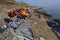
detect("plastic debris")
(3, 25), (7, 28)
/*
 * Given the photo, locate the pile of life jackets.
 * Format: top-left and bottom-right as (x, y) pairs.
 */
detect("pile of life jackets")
(6, 8), (30, 18)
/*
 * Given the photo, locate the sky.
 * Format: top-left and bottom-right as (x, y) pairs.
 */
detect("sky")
(15, 0), (60, 6)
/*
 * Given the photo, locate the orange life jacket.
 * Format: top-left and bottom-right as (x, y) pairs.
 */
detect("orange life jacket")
(20, 10), (30, 17)
(13, 15), (17, 18)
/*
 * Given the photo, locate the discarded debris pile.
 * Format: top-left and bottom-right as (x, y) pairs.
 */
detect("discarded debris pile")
(0, 7), (34, 40)
(0, 19), (33, 40)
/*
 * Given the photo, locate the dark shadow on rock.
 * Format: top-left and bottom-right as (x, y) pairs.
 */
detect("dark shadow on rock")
(0, 28), (6, 33)
(47, 21), (60, 33)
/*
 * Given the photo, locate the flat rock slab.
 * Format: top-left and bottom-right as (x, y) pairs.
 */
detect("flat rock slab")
(30, 15), (58, 40)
